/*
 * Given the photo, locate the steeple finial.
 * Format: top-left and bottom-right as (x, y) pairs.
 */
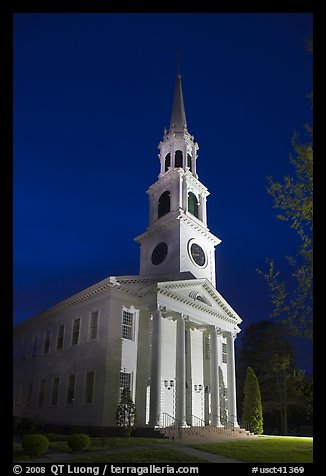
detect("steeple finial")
(169, 53), (187, 133)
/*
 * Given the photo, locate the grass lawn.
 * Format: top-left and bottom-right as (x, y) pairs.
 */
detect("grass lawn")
(192, 435), (313, 463)
(14, 434), (313, 464)
(47, 437), (172, 453)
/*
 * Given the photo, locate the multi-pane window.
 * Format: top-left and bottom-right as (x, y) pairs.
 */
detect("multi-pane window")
(44, 328), (51, 354)
(22, 337), (29, 360)
(27, 382), (33, 406)
(38, 379), (46, 406)
(119, 372), (131, 398)
(57, 324), (65, 350)
(32, 335), (39, 358)
(89, 311), (98, 340)
(51, 377), (60, 406)
(66, 375), (76, 405)
(84, 371), (95, 404)
(122, 310), (133, 340)
(72, 318), (80, 345)
(222, 343), (227, 364)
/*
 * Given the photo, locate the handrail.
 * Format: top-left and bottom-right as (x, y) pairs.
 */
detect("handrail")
(161, 412), (181, 428)
(221, 414), (241, 430)
(190, 414), (205, 427)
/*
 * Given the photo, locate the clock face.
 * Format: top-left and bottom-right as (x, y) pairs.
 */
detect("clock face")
(151, 242), (168, 265)
(190, 243), (206, 267)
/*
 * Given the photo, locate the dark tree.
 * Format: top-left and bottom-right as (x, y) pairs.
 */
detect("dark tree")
(258, 44), (313, 340)
(242, 367), (263, 434)
(237, 321), (312, 435)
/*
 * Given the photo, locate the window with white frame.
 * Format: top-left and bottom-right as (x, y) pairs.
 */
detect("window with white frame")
(38, 379), (46, 406)
(32, 335), (39, 358)
(57, 324), (65, 350)
(66, 375), (76, 405)
(119, 371), (131, 399)
(84, 371), (95, 404)
(222, 343), (227, 364)
(122, 310), (133, 340)
(89, 311), (98, 340)
(51, 377), (60, 406)
(72, 318), (80, 345)
(44, 328), (51, 354)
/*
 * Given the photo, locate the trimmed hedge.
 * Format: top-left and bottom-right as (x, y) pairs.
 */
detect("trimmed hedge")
(67, 433), (91, 451)
(22, 434), (49, 457)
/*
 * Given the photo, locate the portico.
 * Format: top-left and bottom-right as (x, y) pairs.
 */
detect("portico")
(147, 278), (241, 428)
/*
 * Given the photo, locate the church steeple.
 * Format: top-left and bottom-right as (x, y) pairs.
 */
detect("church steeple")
(135, 70), (221, 287)
(157, 74), (198, 178)
(169, 74), (188, 133)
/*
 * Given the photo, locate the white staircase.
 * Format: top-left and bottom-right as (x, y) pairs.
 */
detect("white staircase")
(155, 414), (255, 441)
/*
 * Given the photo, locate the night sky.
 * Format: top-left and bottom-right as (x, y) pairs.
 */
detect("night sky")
(13, 13), (313, 369)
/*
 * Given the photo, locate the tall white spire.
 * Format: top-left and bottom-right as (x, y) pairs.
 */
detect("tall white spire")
(169, 74), (188, 133)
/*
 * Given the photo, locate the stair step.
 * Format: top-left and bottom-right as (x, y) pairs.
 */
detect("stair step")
(153, 425), (256, 441)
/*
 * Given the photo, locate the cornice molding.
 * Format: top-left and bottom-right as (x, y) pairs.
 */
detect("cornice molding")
(134, 210), (221, 245)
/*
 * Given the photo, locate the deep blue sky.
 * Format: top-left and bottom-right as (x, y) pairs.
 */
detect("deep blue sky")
(13, 13), (312, 368)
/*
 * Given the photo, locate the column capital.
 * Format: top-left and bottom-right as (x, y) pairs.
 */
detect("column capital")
(226, 330), (238, 340)
(177, 312), (189, 322)
(158, 306), (167, 316)
(208, 325), (222, 335)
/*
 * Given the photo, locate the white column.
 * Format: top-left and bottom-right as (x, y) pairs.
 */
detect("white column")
(202, 195), (207, 226)
(199, 194), (207, 226)
(171, 142), (175, 168)
(149, 309), (162, 427)
(182, 176), (188, 212)
(192, 143), (197, 176)
(178, 174), (183, 210)
(209, 326), (222, 426)
(158, 144), (164, 176)
(175, 314), (187, 427)
(226, 332), (239, 427)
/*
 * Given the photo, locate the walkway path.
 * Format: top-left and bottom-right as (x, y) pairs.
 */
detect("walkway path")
(14, 440), (243, 464)
(169, 441), (243, 463)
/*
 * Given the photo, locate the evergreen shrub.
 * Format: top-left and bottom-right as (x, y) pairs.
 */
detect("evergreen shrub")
(67, 433), (91, 451)
(22, 434), (49, 457)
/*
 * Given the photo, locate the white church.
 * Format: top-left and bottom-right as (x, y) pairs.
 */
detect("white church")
(13, 72), (243, 436)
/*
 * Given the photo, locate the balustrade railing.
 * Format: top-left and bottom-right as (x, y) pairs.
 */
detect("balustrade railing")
(161, 412), (181, 428)
(190, 414), (206, 427)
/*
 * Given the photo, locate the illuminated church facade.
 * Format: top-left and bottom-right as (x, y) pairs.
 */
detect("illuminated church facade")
(13, 73), (242, 432)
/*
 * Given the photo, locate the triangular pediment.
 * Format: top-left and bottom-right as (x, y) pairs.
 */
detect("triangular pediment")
(157, 278), (242, 332)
